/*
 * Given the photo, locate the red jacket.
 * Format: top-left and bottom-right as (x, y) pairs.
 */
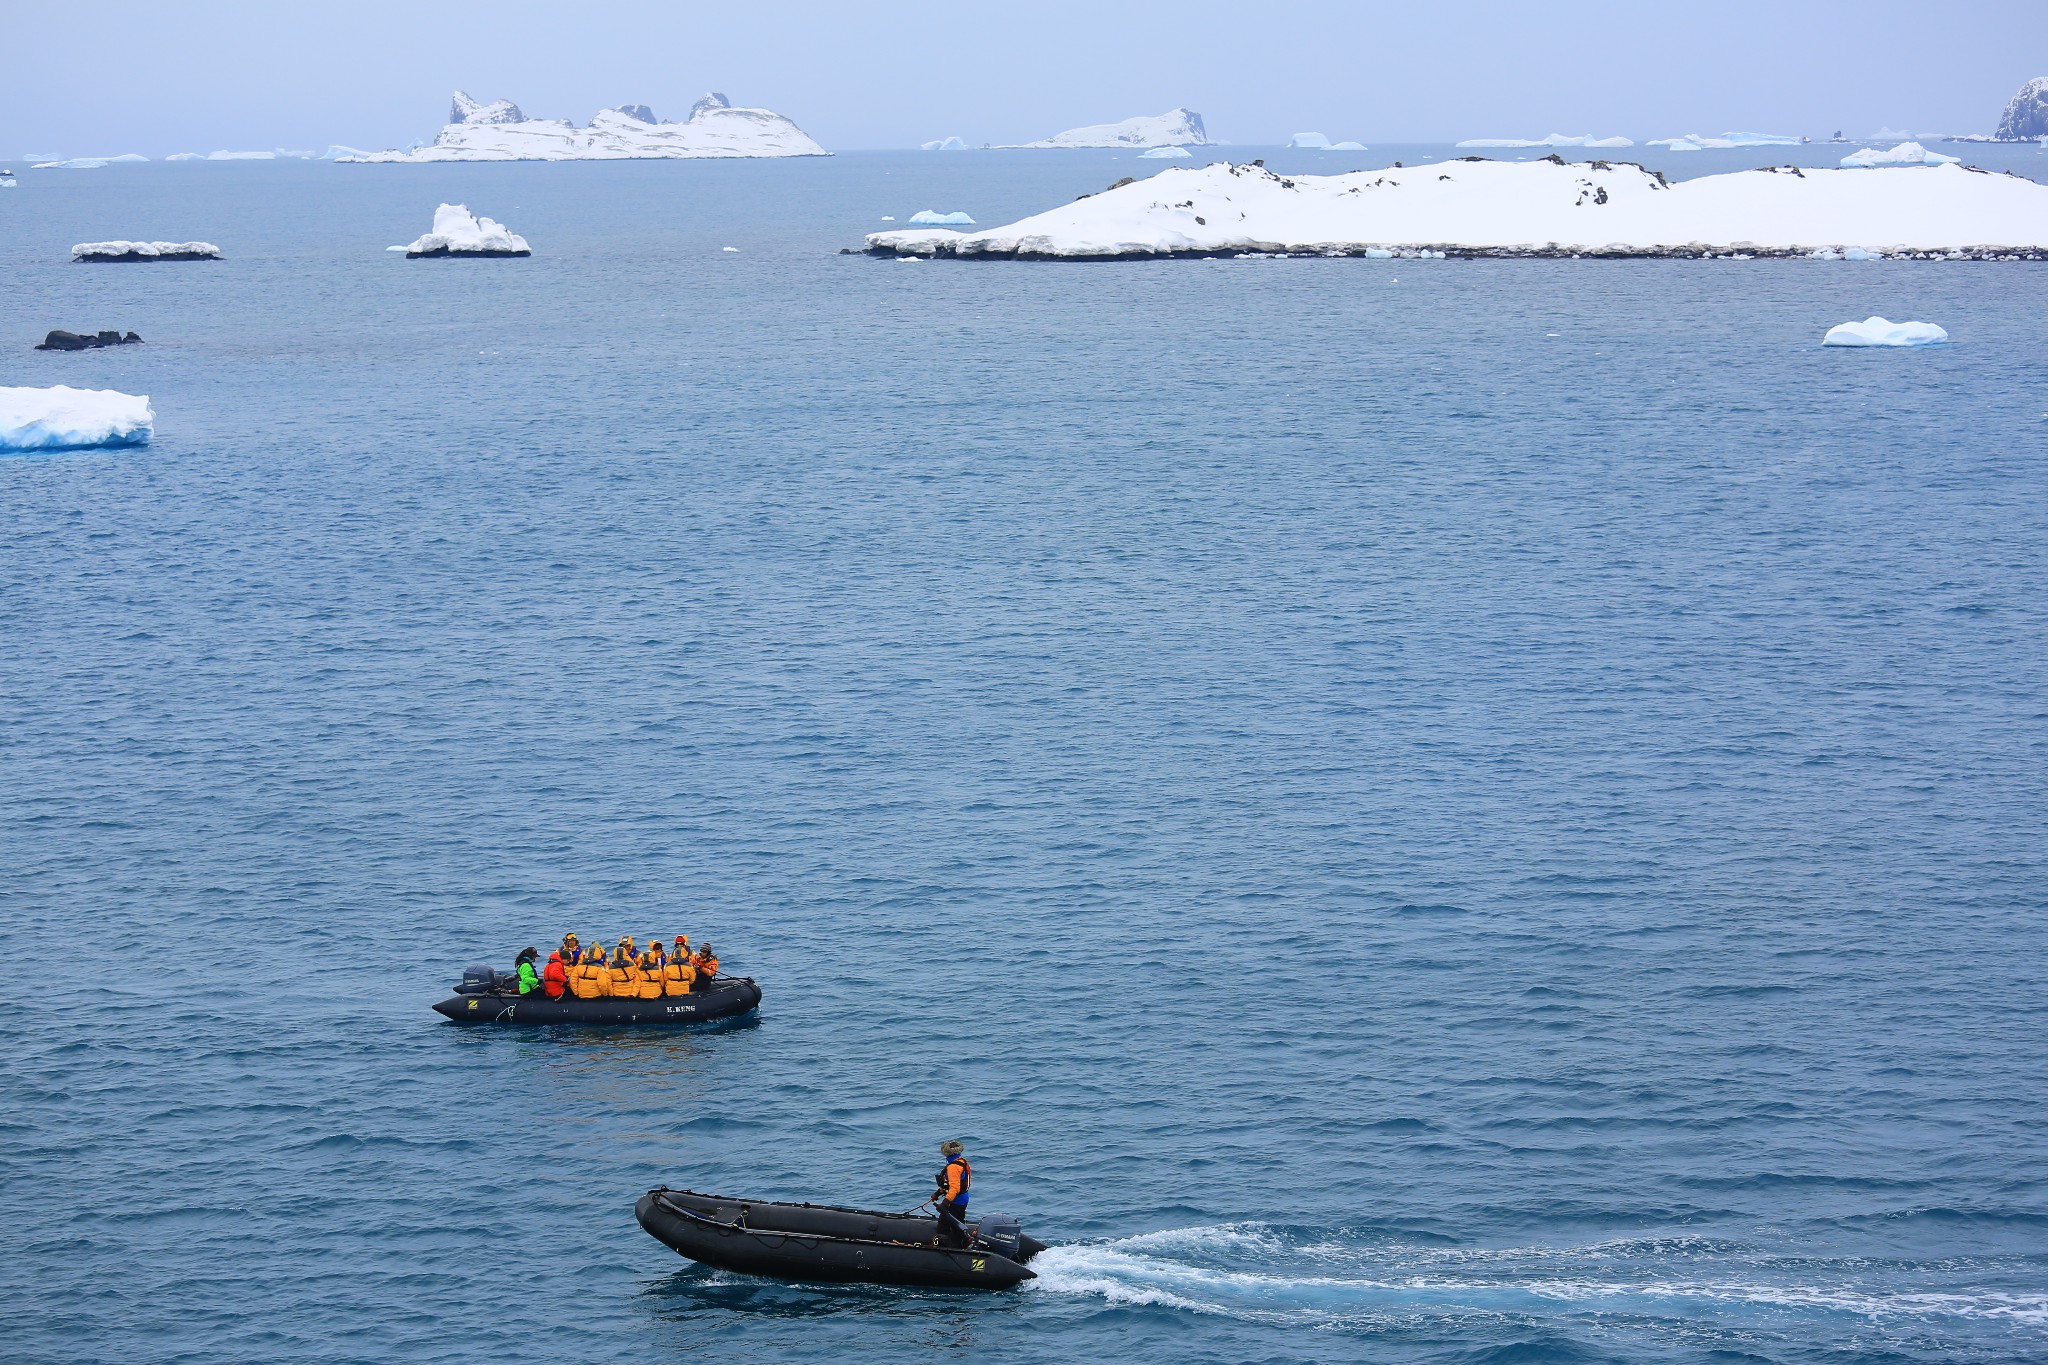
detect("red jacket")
(541, 953), (568, 999)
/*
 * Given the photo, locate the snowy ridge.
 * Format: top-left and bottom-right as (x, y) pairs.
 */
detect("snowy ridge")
(72, 241), (221, 261)
(865, 157), (2048, 260)
(1008, 109), (1210, 149)
(343, 90), (826, 162)
(404, 204), (530, 257)
(0, 386), (154, 451)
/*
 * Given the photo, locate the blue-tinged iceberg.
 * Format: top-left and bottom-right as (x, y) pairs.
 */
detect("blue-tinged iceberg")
(1841, 141), (1960, 168)
(1006, 108), (1210, 148)
(908, 210), (975, 225)
(1290, 132), (1332, 149)
(1822, 317), (1947, 347)
(0, 386), (154, 451)
(921, 136), (969, 151)
(1140, 146), (1194, 159)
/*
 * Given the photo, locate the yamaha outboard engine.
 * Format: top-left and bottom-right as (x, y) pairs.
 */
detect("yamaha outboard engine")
(971, 1213), (1023, 1260)
(456, 964), (496, 995)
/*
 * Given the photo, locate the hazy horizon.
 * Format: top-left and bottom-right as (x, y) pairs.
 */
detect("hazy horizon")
(5, 0), (2045, 157)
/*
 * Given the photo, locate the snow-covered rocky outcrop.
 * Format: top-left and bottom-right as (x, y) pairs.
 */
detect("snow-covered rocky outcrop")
(404, 204), (530, 257)
(1823, 317), (1947, 347)
(0, 385), (154, 451)
(72, 241), (221, 262)
(1007, 109), (1210, 148)
(864, 157), (2048, 259)
(344, 90), (827, 162)
(1841, 141), (1960, 168)
(1995, 78), (2048, 140)
(1458, 134), (1632, 148)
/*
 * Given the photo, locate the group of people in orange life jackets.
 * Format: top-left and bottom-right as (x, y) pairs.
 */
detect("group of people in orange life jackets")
(511, 933), (719, 1000)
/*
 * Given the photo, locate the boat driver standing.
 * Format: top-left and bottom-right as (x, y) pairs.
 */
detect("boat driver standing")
(933, 1139), (971, 1248)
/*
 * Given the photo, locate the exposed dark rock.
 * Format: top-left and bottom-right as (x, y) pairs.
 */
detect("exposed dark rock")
(1996, 77), (2048, 139)
(613, 104), (658, 123)
(1107, 176), (1136, 190)
(36, 329), (143, 351)
(404, 246), (533, 259)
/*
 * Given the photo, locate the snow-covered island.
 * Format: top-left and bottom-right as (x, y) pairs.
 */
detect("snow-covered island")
(1005, 109), (1210, 149)
(343, 91), (827, 162)
(1, 385), (154, 451)
(404, 203), (531, 257)
(863, 157), (2048, 260)
(1995, 77), (2048, 140)
(73, 241), (221, 262)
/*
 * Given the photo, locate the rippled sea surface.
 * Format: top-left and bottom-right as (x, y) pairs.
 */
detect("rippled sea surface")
(5, 145), (2047, 1365)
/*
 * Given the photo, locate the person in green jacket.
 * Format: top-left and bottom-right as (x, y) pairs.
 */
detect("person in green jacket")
(515, 946), (542, 995)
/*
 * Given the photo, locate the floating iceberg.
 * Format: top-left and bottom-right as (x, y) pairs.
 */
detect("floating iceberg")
(38, 158), (110, 170)
(1140, 146), (1194, 159)
(1456, 134), (1633, 148)
(908, 210), (975, 225)
(0, 385), (154, 451)
(864, 158), (2048, 260)
(1290, 132), (1332, 149)
(1649, 132), (1804, 150)
(1329, 141), (1368, 151)
(1841, 141), (1960, 168)
(166, 153), (204, 161)
(316, 145), (372, 161)
(404, 203), (531, 257)
(1822, 316), (1947, 347)
(73, 241), (221, 262)
(921, 136), (969, 151)
(1006, 108), (1210, 149)
(345, 90), (827, 162)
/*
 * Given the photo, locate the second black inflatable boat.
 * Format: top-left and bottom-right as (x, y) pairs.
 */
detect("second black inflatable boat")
(636, 1188), (1047, 1289)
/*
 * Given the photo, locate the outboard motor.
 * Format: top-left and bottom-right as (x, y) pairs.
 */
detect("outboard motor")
(970, 1213), (1023, 1260)
(456, 964), (496, 995)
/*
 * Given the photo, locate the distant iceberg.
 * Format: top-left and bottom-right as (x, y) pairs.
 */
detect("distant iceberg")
(1840, 141), (1960, 168)
(1329, 141), (1367, 151)
(317, 146), (372, 161)
(346, 89), (827, 162)
(1139, 146), (1194, 159)
(73, 241), (221, 261)
(1648, 132), (1805, 149)
(921, 136), (969, 151)
(1290, 132), (1332, 149)
(1457, 134), (1633, 149)
(1007, 108), (1211, 149)
(37, 158), (108, 169)
(0, 385), (154, 451)
(166, 153), (204, 161)
(208, 150), (276, 160)
(404, 203), (531, 257)
(908, 210), (975, 225)
(1823, 316), (1947, 347)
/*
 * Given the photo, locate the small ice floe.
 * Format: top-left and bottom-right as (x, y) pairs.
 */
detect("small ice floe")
(921, 136), (969, 151)
(404, 203), (530, 257)
(722, 246), (740, 252)
(1840, 141), (1961, 168)
(0, 385), (154, 451)
(908, 210), (975, 225)
(1140, 145), (1194, 159)
(879, 215), (896, 221)
(73, 241), (221, 262)
(1823, 316), (1947, 347)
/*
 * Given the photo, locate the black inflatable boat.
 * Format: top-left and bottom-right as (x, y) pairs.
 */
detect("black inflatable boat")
(432, 968), (761, 1026)
(636, 1188), (1047, 1289)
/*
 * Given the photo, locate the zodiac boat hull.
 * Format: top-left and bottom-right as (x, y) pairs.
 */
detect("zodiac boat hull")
(635, 1188), (1045, 1289)
(431, 977), (761, 1025)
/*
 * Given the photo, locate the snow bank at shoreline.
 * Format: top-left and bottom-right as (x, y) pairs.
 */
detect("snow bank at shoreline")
(863, 157), (2048, 260)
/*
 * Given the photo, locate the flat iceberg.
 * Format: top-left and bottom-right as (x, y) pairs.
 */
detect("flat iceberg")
(38, 158), (110, 169)
(1291, 132), (1332, 149)
(345, 90), (827, 162)
(1007, 108), (1210, 149)
(404, 203), (531, 257)
(1649, 132), (1805, 149)
(863, 158), (2048, 260)
(166, 153), (204, 161)
(1457, 134), (1633, 148)
(73, 241), (221, 261)
(1823, 317), (1947, 347)
(922, 136), (969, 151)
(0, 385), (154, 451)
(1140, 146), (1194, 159)
(908, 210), (975, 225)
(1329, 141), (1368, 151)
(1841, 141), (1960, 168)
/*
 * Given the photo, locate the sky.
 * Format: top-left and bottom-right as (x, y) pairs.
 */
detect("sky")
(5, 0), (2046, 156)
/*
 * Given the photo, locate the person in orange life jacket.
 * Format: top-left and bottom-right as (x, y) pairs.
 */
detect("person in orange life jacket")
(541, 949), (568, 999)
(692, 944), (718, 984)
(514, 947), (542, 995)
(933, 1140), (971, 1248)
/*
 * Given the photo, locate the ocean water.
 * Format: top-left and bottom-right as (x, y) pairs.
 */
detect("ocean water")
(4, 147), (2047, 1365)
